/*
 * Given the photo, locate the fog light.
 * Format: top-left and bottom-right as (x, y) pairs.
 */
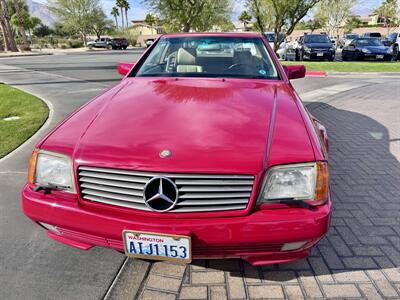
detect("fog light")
(281, 241), (307, 251)
(39, 222), (59, 234)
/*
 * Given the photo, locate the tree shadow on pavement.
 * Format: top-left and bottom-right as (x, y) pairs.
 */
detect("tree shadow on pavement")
(192, 101), (400, 283)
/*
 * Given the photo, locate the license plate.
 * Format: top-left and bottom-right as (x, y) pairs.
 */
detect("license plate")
(317, 52), (324, 57)
(377, 55), (384, 59)
(123, 230), (192, 263)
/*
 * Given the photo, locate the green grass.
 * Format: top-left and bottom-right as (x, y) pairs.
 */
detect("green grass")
(0, 84), (48, 158)
(283, 61), (400, 73)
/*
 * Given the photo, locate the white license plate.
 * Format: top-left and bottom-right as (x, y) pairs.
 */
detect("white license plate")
(317, 52), (324, 57)
(123, 230), (192, 263)
(377, 55), (384, 59)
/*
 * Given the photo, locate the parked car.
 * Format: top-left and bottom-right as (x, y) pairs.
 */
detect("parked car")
(338, 33), (359, 48)
(22, 32), (332, 266)
(276, 41), (288, 59)
(87, 37), (128, 50)
(111, 38), (129, 50)
(296, 34), (336, 61)
(342, 38), (393, 61)
(362, 32), (382, 39)
(145, 38), (155, 47)
(387, 32), (400, 59)
(263, 32), (276, 49)
(87, 37), (113, 49)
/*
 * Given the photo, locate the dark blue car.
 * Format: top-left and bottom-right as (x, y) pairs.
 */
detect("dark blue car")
(342, 38), (393, 61)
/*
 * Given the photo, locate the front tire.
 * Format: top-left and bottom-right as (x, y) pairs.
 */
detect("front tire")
(393, 45), (399, 61)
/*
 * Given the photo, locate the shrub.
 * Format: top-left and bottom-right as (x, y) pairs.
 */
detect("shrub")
(67, 39), (84, 48)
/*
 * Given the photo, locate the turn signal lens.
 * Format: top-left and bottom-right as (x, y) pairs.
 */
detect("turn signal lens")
(314, 162), (329, 202)
(28, 150), (39, 184)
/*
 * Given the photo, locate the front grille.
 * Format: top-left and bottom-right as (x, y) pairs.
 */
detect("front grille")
(78, 166), (254, 213)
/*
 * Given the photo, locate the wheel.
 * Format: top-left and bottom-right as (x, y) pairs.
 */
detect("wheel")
(123, 46), (127, 50)
(342, 51), (348, 61)
(328, 55), (335, 62)
(88, 45), (93, 49)
(107, 45), (112, 50)
(299, 51), (304, 61)
(393, 45), (399, 61)
(295, 50), (300, 61)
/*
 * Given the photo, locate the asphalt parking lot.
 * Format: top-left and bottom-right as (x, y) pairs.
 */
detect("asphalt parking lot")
(0, 50), (399, 299)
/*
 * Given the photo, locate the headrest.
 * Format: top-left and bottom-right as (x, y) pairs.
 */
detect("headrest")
(234, 50), (252, 61)
(177, 48), (196, 65)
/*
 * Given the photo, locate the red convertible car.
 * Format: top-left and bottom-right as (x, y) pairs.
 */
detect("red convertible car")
(22, 33), (331, 266)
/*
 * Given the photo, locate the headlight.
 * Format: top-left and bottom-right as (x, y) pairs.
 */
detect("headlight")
(331, 47), (336, 51)
(258, 162), (329, 205)
(362, 48), (371, 53)
(303, 46), (311, 52)
(28, 149), (75, 193)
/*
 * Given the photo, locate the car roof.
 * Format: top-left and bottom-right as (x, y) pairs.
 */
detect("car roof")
(160, 32), (264, 39)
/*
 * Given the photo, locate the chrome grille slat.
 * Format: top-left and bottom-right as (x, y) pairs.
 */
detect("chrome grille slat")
(172, 205), (247, 212)
(81, 183), (144, 197)
(80, 177), (144, 190)
(83, 195), (150, 211)
(180, 192), (251, 199)
(81, 189), (143, 203)
(78, 166), (254, 213)
(79, 171), (149, 184)
(175, 179), (253, 186)
(177, 199), (249, 206)
(179, 186), (252, 192)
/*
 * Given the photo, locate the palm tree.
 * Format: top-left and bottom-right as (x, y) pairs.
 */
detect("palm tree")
(12, 0), (30, 51)
(122, 0), (130, 29)
(144, 13), (156, 34)
(116, 0), (125, 29)
(238, 11), (252, 32)
(0, 0), (18, 52)
(111, 6), (119, 29)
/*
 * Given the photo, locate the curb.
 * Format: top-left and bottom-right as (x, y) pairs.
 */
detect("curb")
(306, 71), (327, 77)
(0, 52), (53, 59)
(327, 71), (400, 76)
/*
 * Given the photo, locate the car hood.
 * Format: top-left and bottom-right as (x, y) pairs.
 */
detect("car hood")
(361, 46), (389, 52)
(41, 78), (315, 175)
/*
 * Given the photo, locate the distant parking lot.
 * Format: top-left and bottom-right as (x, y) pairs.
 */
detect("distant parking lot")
(0, 51), (400, 299)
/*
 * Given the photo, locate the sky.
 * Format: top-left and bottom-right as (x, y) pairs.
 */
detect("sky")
(38, 0), (384, 22)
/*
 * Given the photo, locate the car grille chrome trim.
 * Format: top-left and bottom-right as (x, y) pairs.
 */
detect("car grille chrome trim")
(78, 166), (254, 213)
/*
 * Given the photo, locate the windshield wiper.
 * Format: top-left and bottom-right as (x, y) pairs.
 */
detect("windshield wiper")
(33, 183), (70, 194)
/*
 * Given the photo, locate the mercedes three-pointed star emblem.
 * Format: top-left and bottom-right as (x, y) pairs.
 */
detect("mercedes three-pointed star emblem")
(143, 176), (179, 212)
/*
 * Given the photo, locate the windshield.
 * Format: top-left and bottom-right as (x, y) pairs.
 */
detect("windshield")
(356, 38), (383, 46)
(367, 33), (381, 38)
(346, 34), (358, 39)
(133, 36), (278, 80)
(304, 35), (330, 43)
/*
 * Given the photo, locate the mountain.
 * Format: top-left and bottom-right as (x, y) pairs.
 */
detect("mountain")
(26, 0), (56, 28)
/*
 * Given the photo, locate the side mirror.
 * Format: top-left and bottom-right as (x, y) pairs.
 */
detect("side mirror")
(118, 62), (135, 76)
(283, 65), (306, 80)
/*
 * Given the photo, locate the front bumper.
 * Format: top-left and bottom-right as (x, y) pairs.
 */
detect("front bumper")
(304, 51), (335, 60)
(361, 53), (393, 60)
(22, 185), (332, 266)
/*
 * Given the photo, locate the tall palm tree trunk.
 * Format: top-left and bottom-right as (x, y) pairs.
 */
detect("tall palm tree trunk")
(120, 7), (124, 29)
(12, 0), (29, 51)
(0, 0), (18, 52)
(125, 8), (128, 29)
(114, 16), (118, 29)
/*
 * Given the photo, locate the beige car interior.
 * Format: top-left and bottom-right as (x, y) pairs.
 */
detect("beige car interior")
(176, 48), (203, 73)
